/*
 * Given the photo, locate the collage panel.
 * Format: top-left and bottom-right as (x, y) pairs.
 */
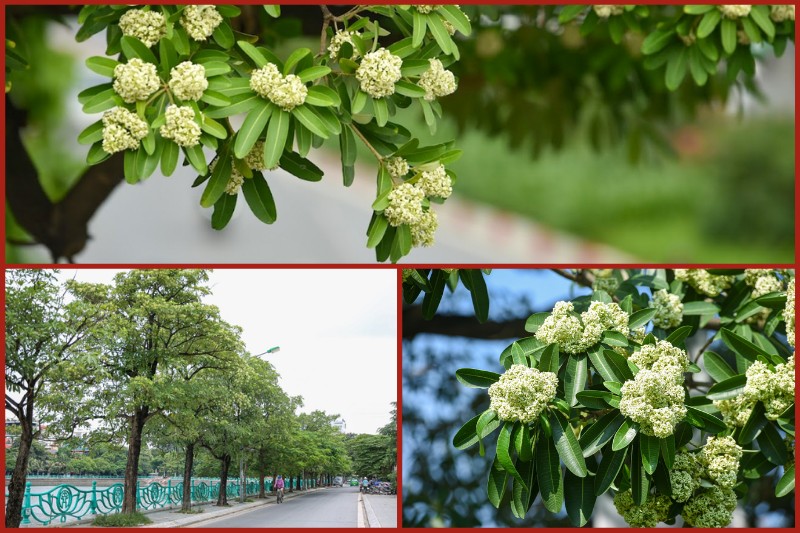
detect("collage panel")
(4, 268), (399, 528)
(4, 5), (794, 265)
(402, 268), (795, 528)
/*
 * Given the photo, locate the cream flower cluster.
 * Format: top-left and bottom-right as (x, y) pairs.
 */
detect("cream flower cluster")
(415, 5), (442, 14)
(713, 395), (753, 427)
(771, 5), (795, 21)
(613, 490), (672, 528)
(682, 486), (737, 528)
(670, 452), (702, 503)
(168, 61), (208, 102)
(385, 183), (425, 227)
(619, 368), (686, 437)
(250, 63), (308, 112)
(181, 5), (223, 41)
(718, 5), (752, 18)
(628, 340), (689, 377)
(699, 436), (742, 489)
(674, 269), (734, 297)
(649, 289), (683, 329)
(386, 157), (410, 179)
(417, 164), (452, 199)
(356, 48), (403, 99)
(535, 300), (629, 354)
(592, 270), (619, 294)
(744, 269), (783, 298)
(328, 30), (359, 59)
(118, 9), (166, 48)
(418, 59), (457, 102)
(209, 158), (245, 195)
(487, 364), (558, 423)
(113, 58), (160, 103)
(743, 355), (795, 419)
(410, 210), (438, 247)
(785, 277), (794, 347)
(244, 141), (276, 172)
(159, 105), (201, 147)
(101, 106), (148, 154)
(593, 5), (625, 18)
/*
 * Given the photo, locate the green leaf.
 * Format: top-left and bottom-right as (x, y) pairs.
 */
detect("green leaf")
(706, 374), (747, 401)
(660, 433), (675, 469)
(565, 354), (588, 407)
(201, 61), (231, 77)
(628, 308), (657, 330)
(514, 423), (533, 463)
(439, 5), (472, 35)
(160, 138), (179, 176)
(262, 108), (290, 169)
(237, 40), (268, 67)
(123, 147), (141, 184)
(589, 348), (628, 383)
(340, 126), (357, 187)
(510, 341), (527, 366)
(641, 29), (675, 55)
(703, 351), (737, 383)
(212, 20), (235, 49)
(749, 5), (775, 39)
(120, 36), (158, 65)
(757, 422), (788, 466)
(427, 13), (456, 56)
(539, 343), (560, 374)
(665, 325), (693, 346)
(263, 5), (280, 17)
(720, 18), (737, 54)
(77, 120), (104, 145)
(211, 192), (237, 230)
(412, 10), (426, 48)
(395, 80), (427, 98)
(595, 445), (626, 496)
(201, 116), (227, 139)
(682, 301), (721, 315)
(720, 328), (769, 362)
(601, 331), (629, 347)
(279, 151), (324, 182)
(684, 5), (714, 14)
(477, 409), (501, 440)
(487, 456), (508, 508)
(612, 418), (638, 451)
(497, 422), (528, 491)
(204, 93), (261, 119)
(511, 458), (538, 518)
(455, 368), (500, 388)
(550, 412), (587, 478)
(86, 56), (119, 77)
(199, 147), (229, 207)
(297, 66), (332, 84)
(242, 172), (277, 224)
(604, 349), (634, 381)
(639, 433), (660, 475)
(283, 47), (311, 75)
(536, 432), (563, 513)
(559, 5), (587, 23)
(422, 270), (447, 320)
(234, 100), (273, 159)
(630, 439), (649, 505)
(776, 464), (794, 497)
(184, 143), (207, 175)
(292, 105), (330, 138)
(564, 459), (597, 527)
(452, 413), (481, 450)
(460, 270), (489, 323)
(576, 390), (614, 410)
(525, 312), (551, 333)
(740, 401), (768, 444)
(684, 405), (726, 433)
(304, 85), (340, 107)
(373, 97), (389, 127)
(665, 47), (688, 91)
(696, 9), (722, 39)
(82, 88), (121, 114)
(366, 213), (388, 248)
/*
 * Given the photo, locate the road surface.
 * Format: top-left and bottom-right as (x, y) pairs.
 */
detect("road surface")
(193, 487), (359, 528)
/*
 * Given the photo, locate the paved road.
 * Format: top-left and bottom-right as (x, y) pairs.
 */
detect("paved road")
(193, 486), (359, 528)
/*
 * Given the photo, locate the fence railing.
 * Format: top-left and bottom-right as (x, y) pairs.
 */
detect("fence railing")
(4, 477), (317, 526)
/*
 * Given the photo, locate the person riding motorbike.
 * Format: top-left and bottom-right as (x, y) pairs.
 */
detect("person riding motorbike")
(360, 477), (369, 493)
(274, 475), (285, 503)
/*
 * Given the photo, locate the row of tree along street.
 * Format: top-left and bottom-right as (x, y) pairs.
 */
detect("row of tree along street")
(5, 270), (397, 528)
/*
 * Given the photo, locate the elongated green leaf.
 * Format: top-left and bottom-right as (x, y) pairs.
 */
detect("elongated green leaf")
(292, 104), (330, 138)
(487, 456), (508, 508)
(204, 93), (261, 119)
(665, 325), (694, 346)
(160, 139), (179, 176)
(565, 354), (588, 407)
(682, 301), (721, 315)
(78, 120), (104, 145)
(199, 146), (229, 207)
(720, 328), (769, 361)
(202, 61), (231, 77)
(283, 47), (311, 75)
(721, 18), (737, 54)
(631, 439), (649, 505)
(703, 351), (737, 383)
(477, 409), (501, 440)
(536, 432), (563, 513)
(660, 433), (675, 469)
(427, 13), (455, 56)
(511, 456), (538, 518)
(641, 29), (675, 55)
(551, 412), (587, 477)
(439, 5), (472, 35)
(120, 36), (157, 65)
(757, 421), (788, 466)
(234, 100), (272, 158)
(604, 349), (634, 381)
(460, 270), (489, 323)
(422, 270), (447, 320)
(776, 464), (794, 497)
(241, 172), (277, 224)
(589, 348), (628, 383)
(279, 151), (324, 182)
(749, 5), (775, 39)
(365, 213), (388, 249)
(455, 368), (500, 388)
(262, 108), (289, 169)
(612, 419), (638, 451)
(565, 458), (597, 527)
(212, 20), (234, 49)
(86, 55), (119, 77)
(297, 66), (332, 84)
(412, 10), (426, 48)
(684, 405), (726, 433)
(305, 84), (340, 107)
(740, 401), (768, 444)
(629, 308), (657, 330)
(602, 331), (629, 347)
(539, 343), (560, 374)
(514, 423), (533, 463)
(237, 40), (268, 67)
(497, 422), (527, 490)
(83, 88), (121, 114)
(706, 374), (747, 401)
(453, 413), (481, 450)
(576, 390), (613, 410)
(595, 445), (626, 496)
(696, 9), (722, 38)
(640, 433), (660, 475)
(211, 192), (237, 230)
(510, 341), (527, 366)
(524, 312), (551, 333)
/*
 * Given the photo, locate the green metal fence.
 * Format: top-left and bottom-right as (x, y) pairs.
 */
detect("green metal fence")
(4, 477), (318, 526)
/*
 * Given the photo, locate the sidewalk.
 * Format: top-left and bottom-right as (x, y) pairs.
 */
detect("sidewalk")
(360, 493), (397, 528)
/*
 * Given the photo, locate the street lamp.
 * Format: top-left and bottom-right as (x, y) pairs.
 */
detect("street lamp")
(240, 345), (280, 503)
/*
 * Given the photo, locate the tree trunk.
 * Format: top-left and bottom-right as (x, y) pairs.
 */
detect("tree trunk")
(121, 407), (149, 514)
(216, 454), (231, 506)
(5, 417), (33, 528)
(181, 443), (195, 512)
(258, 470), (266, 499)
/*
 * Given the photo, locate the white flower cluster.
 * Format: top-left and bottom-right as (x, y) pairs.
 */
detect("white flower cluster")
(250, 63), (308, 112)
(699, 436), (742, 489)
(628, 340), (689, 376)
(613, 490), (672, 528)
(386, 156), (410, 179)
(674, 269), (734, 297)
(245, 141), (276, 172)
(181, 5), (223, 41)
(415, 5), (442, 14)
(593, 5), (625, 18)
(771, 5), (795, 21)
(101, 106), (148, 154)
(385, 183), (425, 226)
(535, 300), (629, 354)
(410, 210), (438, 247)
(592, 269), (619, 293)
(417, 164), (453, 199)
(113, 58), (160, 103)
(418, 59), (457, 102)
(209, 158), (245, 195)
(744, 355), (795, 419)
(168, 61), (208, 102)
(785, 277), (795, 347)
(118, 9), (166, 48)
(649, 289), (683, 329)
(670, 452), (702, 503)
(487, 364), (558, 423)
(619, 368), (686, 437)
(682, 486), (737, 528)
(328, 29), (359, 59)
(159, 105), (201, 147)
(718, 4), (752, 18)
(356, 48), (403, 99)
(745, 269), (783, 298)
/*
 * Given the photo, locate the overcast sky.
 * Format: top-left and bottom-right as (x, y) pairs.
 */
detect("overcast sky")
(36, 269), (398, 435)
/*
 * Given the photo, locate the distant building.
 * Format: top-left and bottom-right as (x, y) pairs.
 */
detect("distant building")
(332, 418), (346, 433)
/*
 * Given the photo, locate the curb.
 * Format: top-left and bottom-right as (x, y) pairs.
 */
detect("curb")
(176, 488), (323, 528)
(357, 494), (366, 528)
(361, 494), (381, 528)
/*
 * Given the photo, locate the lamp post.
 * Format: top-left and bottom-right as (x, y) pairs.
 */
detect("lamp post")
(240, 346), (280, 503)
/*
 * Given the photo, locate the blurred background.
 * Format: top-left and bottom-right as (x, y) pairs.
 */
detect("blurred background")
(6, 6), (795, 263)
(401, 269), (795, 527)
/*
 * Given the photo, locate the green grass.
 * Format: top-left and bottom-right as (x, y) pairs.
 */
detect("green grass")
(93, 511), (152, 527)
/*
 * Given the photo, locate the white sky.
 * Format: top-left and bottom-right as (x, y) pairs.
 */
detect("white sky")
(33, 269), (398, 435)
